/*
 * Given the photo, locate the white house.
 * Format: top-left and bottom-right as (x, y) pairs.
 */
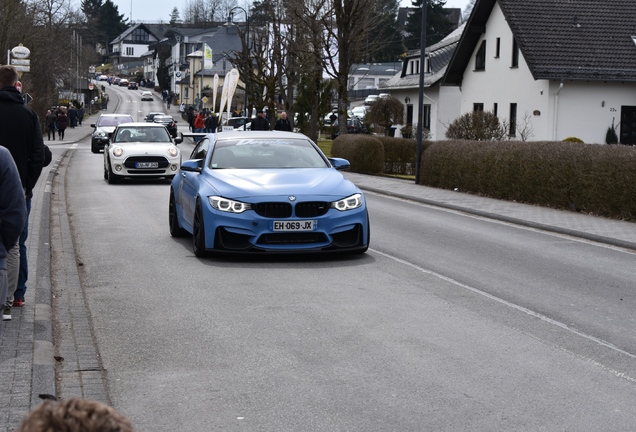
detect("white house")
(443, 0), (636, 144)
(381, 24), (465, 140)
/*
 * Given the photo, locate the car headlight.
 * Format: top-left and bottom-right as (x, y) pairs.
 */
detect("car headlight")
(94, 131), (107, 137)
(209, 196), (251, 213)
(112, 147), (124, 157)
(168, 146), (179, 157)
(331, 193), (363, 211)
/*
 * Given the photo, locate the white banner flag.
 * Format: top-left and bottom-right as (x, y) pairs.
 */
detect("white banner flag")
(218, 71), (230, 123)
(203, 44), (213, 70)
(212, 74), (219, 112)
(226, 68), (240, 122)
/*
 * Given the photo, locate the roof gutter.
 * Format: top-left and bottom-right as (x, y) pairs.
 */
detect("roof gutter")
(553, 80), (564, 140)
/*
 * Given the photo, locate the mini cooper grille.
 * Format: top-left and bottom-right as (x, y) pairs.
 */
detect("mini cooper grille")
(295, 202), (330, 218)
(252, 202), (292, 218)
(123, 156), (170, 168)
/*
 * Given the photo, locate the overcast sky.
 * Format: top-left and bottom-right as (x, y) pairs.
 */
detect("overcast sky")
(112, 0), (472, 25)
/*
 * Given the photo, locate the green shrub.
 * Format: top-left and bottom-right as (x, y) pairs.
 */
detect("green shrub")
(331, 134), (384, 174)
(419, 140), (636, 220)
(605, 120), (618, 144)
(446, 111), (506, 141)
(562, 136), (584, 143)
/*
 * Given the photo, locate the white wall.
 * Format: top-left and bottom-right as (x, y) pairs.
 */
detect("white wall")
(457, 2), (636, 144)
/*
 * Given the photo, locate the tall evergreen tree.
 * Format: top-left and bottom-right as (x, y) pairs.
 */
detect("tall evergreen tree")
(81, 0), (103, 18)
(169, 7), (181, 24)
(404, 0), (455, 50)
(96, 0), (128, 57)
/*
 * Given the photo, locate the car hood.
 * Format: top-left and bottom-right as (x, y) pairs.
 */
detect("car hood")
(202, 168), (359, 200)
(95, 126), (117, 134)
(112, 142), (178, 154)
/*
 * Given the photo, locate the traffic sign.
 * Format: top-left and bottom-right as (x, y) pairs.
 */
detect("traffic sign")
(23, 93), (32, 105)
(88, 83), (94, 90)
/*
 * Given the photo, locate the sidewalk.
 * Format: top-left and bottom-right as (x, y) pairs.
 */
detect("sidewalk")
(1, 110), (634, 430)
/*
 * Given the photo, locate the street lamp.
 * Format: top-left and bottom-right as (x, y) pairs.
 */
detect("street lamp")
(228, 6), (250, 124)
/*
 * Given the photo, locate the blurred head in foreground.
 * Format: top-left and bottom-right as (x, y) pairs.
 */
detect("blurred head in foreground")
(18, 398), (134, 432)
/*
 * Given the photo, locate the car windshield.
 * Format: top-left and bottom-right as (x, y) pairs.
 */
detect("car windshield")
(113, 127), (172, 143)
(209, 138), (329, 169)
(98, 116), (133, 127)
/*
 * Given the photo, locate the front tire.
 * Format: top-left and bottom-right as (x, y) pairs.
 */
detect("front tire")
(192, 200), (208, 257)
(106, 161), (119, 184)
(169, 191), (188, 237)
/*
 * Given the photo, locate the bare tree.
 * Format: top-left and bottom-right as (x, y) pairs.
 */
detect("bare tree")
(322, 0), (387, 137)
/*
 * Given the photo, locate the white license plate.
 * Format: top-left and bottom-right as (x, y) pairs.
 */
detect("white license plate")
(273, 220), (316, 232)
(136, 162), (159, 168)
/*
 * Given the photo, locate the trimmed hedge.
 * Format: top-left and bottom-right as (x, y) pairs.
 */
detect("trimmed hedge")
(331, 134), (385, 174)
(420, 140), (636, 220)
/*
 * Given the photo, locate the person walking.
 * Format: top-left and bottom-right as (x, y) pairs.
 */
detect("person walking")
(56, 108), (68, 140)
(68, 105), (78, 128)
(274, 111), (293, 131)
(0, 146), (27, 326)
(45, 110), (57, 140)
(78, 104), (85, 126)
(251, 109), (270, 131)
(0, 65), (45, 314)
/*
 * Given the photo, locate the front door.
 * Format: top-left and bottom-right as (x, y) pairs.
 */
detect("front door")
(619, 106), (636, 145)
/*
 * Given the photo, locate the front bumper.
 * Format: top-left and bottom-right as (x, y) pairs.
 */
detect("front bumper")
(198, 199), (369, 253)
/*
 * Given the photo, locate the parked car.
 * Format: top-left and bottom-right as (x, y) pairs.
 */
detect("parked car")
(90, 113), (135, 153)
(119, 79), (129, 87)
(225, 116), (251, 131)
(364, 94), (379, 105)
(127, 81), (138, 90)
(141, 91), (153, 101)
(331, 117), (368, 139)
(103, 123), (183, 184)
(169, 130), (370, 256)
(98, 74), (108, 81)
(351, 106), (368, 119)
(112, 77), (121, 85)
(144, 112), (165, 122)
(153, 115), (178, 137)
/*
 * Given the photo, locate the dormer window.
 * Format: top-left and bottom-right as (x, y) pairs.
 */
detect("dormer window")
(475, 40), (486, 71)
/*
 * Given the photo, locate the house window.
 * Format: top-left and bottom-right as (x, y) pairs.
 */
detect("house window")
(511, 38), (519, 68)
(422, 104), (431, 130)
(509, 103), (517, 136)
(475, 40), (486, 71)
(131, 28), (149, 43)
(424, 56), (431, 73)
(473, 103), (484, 112)
(126, 47), (134, 56)
(495, 37), (500, 58)
(493, 103), (498, 116)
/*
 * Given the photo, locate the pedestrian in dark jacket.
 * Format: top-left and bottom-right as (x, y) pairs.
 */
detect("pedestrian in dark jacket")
(0, 65), (44, 314)
(78, 105), (85, 126)
(251, 109), (270, 131)
(45, 110), (57, 140)
(274, 111), (293, 131)
(56, 109), (68, 140)
(68, 105), (78, 128)
(0, 145), (27, 328)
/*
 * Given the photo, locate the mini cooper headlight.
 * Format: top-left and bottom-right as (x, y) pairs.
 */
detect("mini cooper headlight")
(168, 146), (179, 157)
(209, 196), (252, 213)
(112, 147), (124, 157)
(331, 193), (363, 211)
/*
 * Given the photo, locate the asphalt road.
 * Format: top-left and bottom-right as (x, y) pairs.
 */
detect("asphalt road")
(52, 85), (636, 431)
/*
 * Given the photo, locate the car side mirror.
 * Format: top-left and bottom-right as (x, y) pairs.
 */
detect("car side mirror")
(174, 137), (183, 145)
(180, 159), (203, 173)
(328, 157), (351, 171)
(90, 124), (96, 128)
